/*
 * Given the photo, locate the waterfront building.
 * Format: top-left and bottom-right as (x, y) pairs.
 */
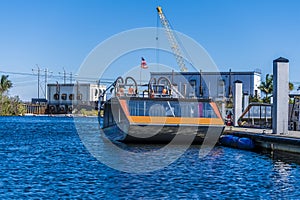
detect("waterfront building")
(47, 82), (106, 114)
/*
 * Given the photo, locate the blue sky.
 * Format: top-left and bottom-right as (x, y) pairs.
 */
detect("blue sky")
(0, 0), (300, 100)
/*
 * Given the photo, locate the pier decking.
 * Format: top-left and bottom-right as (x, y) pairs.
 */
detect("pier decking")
(223, 127), (300, 154)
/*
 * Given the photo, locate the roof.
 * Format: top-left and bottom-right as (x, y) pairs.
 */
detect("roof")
(31, 98), (47, 104)
(234, 80), (243, 83)
(274, 57), (289, 63)
(47, 83), (105, 87)
(151, 71), (261, 76)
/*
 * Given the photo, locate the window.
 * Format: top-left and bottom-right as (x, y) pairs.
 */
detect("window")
(189, 80), (196, 89)
(218, 79), (225, 97)
(255, 90), (258, 98)
(69, 94), (74, 100)
(189, 80), (196, 97)
(61, 93), (67, 100)
(127, 100), (217, 118)
(77, 94), (82, 100)
(54, 93), (59, 100)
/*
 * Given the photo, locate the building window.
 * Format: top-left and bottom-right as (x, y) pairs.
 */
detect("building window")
(77, 94), (82, 100)
(61, 93), (67, 100)
(218, 79), (225, 97)
(189, 80), (196, 96)
(69, 94), (74, 100)
(189, 80), (196, 89)
(54, 93), (59, 100)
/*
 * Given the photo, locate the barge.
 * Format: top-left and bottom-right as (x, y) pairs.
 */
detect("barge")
(99, 76), (225, 143)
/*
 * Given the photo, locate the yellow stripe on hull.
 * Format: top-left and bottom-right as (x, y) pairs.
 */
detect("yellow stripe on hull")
(128, 116), (224, 126)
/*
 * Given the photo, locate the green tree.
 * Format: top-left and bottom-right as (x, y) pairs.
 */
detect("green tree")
(289, 82), (294, 91)
(0, 75), (25, 116)
(249, 95), (262, 103)
(259, 74), (294, 103)
(258, 74), (273, 103)
(0, 75), (13, 95)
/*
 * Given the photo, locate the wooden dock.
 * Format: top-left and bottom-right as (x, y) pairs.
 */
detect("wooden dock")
(223, 127), (300, 154)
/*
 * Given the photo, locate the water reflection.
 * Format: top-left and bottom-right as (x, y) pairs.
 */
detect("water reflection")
(270, 151), (300, 166)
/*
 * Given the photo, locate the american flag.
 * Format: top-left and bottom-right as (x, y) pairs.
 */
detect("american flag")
(140, 57), (148, 69)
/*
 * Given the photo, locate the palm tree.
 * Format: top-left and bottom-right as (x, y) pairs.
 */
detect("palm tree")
(0, 75), (13, 95)
(259, 74), (294, 103)
(258, 74), (273, 103)
(289, 82), (294, 91)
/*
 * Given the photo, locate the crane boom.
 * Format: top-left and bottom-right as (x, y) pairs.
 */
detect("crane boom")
(156, 6), (188, 72)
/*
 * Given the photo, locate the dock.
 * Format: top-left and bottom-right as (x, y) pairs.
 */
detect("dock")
(223, 127), (300, 154)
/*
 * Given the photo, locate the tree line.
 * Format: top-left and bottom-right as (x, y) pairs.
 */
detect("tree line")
(0, 75), (25, 116)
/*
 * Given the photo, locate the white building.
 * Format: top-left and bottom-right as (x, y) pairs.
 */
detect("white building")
(47, 82), (106, 114)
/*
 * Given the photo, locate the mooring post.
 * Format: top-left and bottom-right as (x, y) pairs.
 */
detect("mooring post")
(234, 80), (243, 126)
(243, 92), (249, 112)
(272, 57), (289, 134)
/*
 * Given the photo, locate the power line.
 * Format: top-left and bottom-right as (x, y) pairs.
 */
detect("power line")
(0, 69), (115, 84)
(0, 70), (37, 76)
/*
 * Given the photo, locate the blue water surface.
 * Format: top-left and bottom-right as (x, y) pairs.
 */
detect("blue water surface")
(0, 116), (300, 199)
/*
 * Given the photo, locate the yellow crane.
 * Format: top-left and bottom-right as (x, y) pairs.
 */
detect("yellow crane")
(156, 6), (188, 72)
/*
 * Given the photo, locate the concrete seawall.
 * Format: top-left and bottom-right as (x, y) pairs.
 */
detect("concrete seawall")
(223, 127), (300, 154)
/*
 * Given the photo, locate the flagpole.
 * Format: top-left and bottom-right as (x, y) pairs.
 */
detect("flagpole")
(140, 67), (142, 86)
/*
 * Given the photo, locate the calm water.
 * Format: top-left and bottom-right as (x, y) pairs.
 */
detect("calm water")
(1, 116), (300, 199)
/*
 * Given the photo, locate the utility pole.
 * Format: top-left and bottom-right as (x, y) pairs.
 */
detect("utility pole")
(63, 68), (66, 84)
(32, 65), (41, 99)
(70, 72), (72, 84)
(38, 66), (40, 99)
(59, 68), (73, 84)
(33, 66), (52, 100)
(44, 69), (50, 99)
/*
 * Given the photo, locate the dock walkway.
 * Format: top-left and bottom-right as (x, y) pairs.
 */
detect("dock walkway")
(223, 127), (300, 154)
(224, 126), (300, 138)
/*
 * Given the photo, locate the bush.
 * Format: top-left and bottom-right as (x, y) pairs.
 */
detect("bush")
(0, 95), (25, 116)
(79, 108), (98, 116)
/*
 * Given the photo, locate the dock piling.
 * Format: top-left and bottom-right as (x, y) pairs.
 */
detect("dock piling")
(233, 80), (243, 126)
(272, 57), (289, 135)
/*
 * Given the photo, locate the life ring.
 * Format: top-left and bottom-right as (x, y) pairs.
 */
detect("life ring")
(50, 105), (55, 112)
(60, 106), (65, 112)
